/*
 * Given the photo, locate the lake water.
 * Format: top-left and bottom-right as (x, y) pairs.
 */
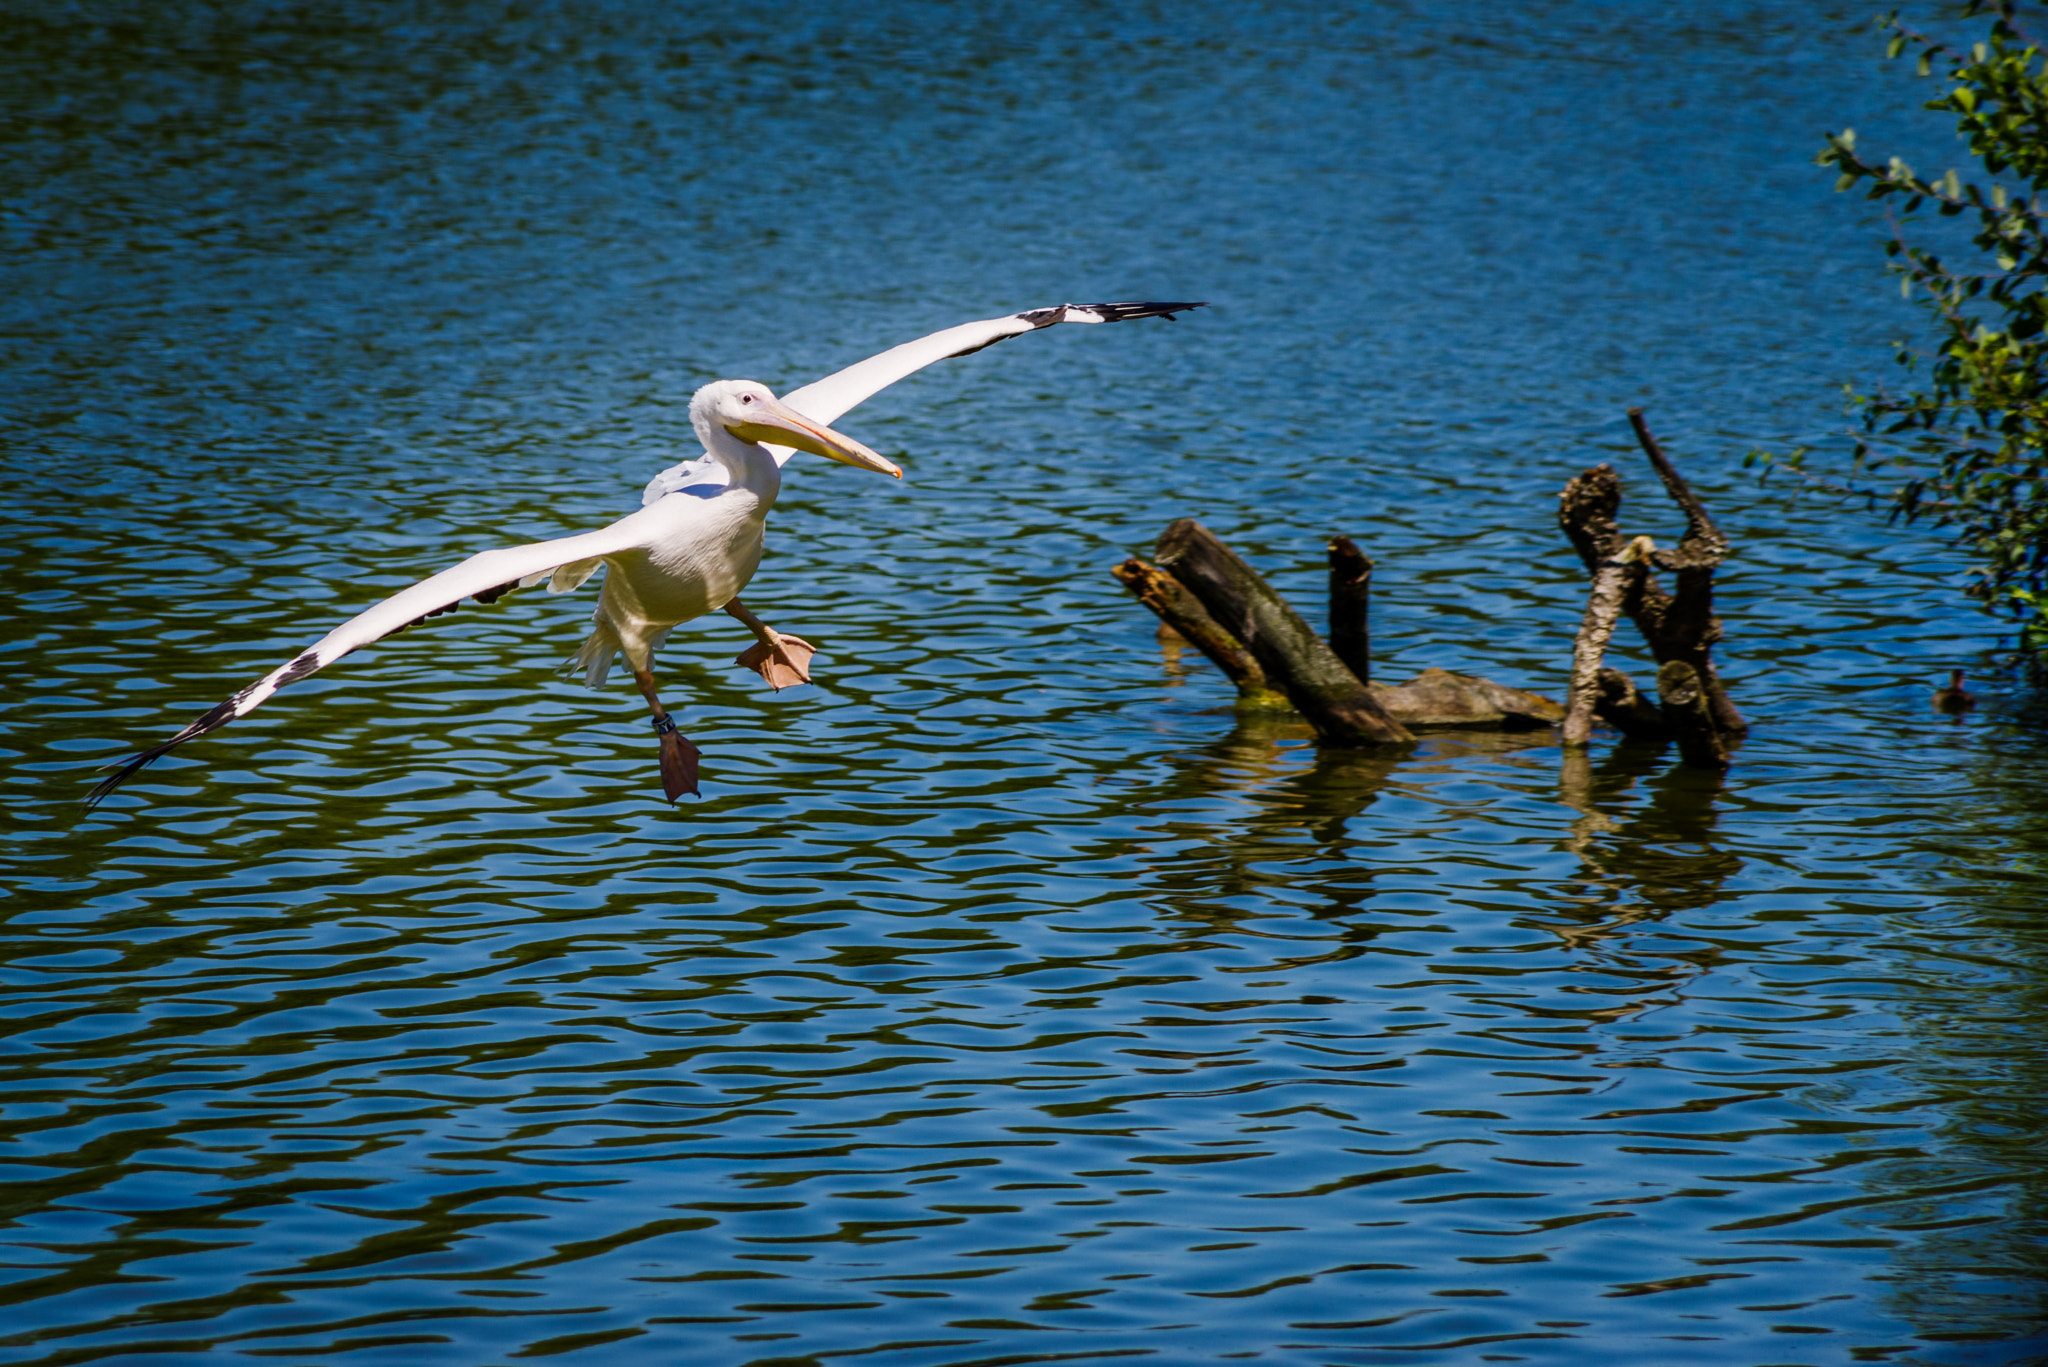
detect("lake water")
(6, 2), (2048, 1364)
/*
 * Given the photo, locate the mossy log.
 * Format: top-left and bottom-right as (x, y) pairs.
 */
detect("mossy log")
(1153, 519), (1412, 747)
(1115, 522), (1565, 742)
(1112, 557), (1289, 710)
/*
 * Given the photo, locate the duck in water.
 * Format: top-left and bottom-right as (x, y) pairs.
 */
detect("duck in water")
(1932, 669), (1976, 715)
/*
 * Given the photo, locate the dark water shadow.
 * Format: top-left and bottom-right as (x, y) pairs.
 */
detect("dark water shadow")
(1867, 726), (2048, 1355)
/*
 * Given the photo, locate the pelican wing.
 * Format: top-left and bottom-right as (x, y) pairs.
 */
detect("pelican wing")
(781, 300), (1208, 426)
(641, 300), (1206, 506)
(85, 507), (667, 807)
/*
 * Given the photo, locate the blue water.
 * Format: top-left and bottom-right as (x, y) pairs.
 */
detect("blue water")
(6, 1), (2048, 1363)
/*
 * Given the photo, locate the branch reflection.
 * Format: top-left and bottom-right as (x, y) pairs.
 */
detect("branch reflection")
(1129, 713), (1556, 929)
(1551, 737), (1741, 950)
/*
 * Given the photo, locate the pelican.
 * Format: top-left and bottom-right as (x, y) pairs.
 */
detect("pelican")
(85, 300), (1207, 808)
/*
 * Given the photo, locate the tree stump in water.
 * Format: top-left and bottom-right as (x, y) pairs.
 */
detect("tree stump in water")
(1563, 534), (1650, 746)
(1154, 519), (1412, 747)
(1328, 536), (1374, 685)
(1115, 522), (1561, 743)
(1111, 557), (1288, 710)
(1558, 409), (1744, 768)
(1114, 411), (1741, 770)
(1656, 660), (1729, 770)
(1591, 666), (1666, 739)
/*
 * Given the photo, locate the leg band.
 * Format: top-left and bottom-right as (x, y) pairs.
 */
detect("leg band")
(652, 713), (678, 736)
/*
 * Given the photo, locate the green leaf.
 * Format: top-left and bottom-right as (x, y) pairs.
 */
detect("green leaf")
(1814, 0), (2048, 669)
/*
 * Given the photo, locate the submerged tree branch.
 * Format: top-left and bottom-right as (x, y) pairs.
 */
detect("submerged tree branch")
(1154, 519), (1413, 748)
(1113, 557), (1288, 710)
(1558, 438), (1746, 738)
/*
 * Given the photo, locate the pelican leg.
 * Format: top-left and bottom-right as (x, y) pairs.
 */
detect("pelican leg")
(632, 666), (700, 802)
(725, 598), (816, 691)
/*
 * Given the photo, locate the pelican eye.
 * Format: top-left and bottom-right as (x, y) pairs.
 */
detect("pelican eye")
(740, 394), (755, 405)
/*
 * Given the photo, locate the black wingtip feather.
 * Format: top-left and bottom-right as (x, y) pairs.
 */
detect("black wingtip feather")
(1070, 300), (1209, 322)
(83, 739), (181, 808)
(79, 673), (277, 809)
(1013, 301), (1208, 332)
(276, 652), (321, 687)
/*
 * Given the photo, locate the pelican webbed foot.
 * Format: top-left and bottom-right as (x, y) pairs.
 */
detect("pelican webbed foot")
(725, 597), (816, 691)
(631, 664), (700, 802)
(735, 634), (815, 691)
(655, 717), (704, 803)
(653, 714), (701, 802)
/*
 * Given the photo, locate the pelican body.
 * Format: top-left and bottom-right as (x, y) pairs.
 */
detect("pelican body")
(86, 300), (1206, 807)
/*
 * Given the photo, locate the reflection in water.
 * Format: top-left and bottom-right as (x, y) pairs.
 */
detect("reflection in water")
(1863, 726), (2048, 1356)
(1129, 712), (1401, 934)
(1555, 739), (1742, 935)
(1547, 740), (1742, 1025)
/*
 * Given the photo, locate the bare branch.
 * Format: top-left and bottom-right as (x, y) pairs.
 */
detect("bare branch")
(1628, 408), (1725, 562)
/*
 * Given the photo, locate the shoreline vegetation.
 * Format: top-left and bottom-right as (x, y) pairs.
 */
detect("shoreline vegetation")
(1773, 0), (2048, 674)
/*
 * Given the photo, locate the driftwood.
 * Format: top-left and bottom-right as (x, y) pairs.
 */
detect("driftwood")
(1591, 666), (1666, 739)
(1563, 534), (1651, 745)
(1113, 409), (1738, 773)
(1153, 519), (1412, 747)
(1372, 668), (1562, 730)
(1558, 409), (1743, 766)
(1116, 522), (1564, 742)
(1328, 536), (1373, 685)
(1656, 661), (1729, 770)
(1112, 558), (1289, 710)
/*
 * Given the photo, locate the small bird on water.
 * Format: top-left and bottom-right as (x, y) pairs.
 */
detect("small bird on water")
(85, 301), (1206, 809)
(1932, 669), (1976, 714)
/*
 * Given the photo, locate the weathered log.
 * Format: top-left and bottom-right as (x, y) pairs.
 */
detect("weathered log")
(1371, 668), (1564, 729)
(1656, 660), (1728, 770)
(1112, 557), (1289, 709)
(1629, 410), (1744, 737)
(1328, 536), (1373, 685)
(1155, 519), (1413, 747)
(1557, 419), (1745, 738)
(1592, 667), (1667, 739)
(1562, 534), (1651, 746)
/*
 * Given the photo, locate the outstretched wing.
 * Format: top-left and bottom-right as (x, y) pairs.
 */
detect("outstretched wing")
(641, 300), (1206, 506)
(781, 300), (1208, 428)
(85, 506), (667, 807)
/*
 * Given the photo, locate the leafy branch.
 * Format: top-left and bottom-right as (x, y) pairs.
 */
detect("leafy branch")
(1814, 0), (2048, 660)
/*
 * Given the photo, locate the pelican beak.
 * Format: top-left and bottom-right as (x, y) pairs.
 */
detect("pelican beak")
(730, 397), (903, 478)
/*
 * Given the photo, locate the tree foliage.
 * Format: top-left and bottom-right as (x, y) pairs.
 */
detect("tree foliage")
(1818, 0), (2048, 661)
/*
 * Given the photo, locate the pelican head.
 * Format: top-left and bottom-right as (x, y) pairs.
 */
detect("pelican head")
(691, 380), (902, 477)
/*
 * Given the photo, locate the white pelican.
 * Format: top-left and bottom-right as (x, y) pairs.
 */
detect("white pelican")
(86, 300), (1207, 808)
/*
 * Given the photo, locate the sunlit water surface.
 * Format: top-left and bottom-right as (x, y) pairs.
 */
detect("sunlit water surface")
(5, 2), (2048, 1364)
